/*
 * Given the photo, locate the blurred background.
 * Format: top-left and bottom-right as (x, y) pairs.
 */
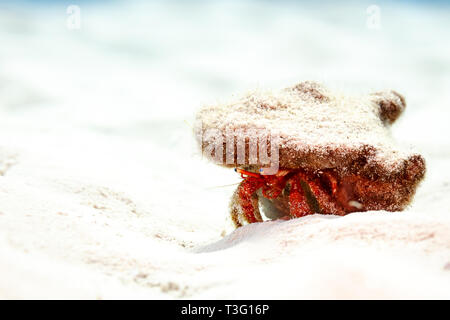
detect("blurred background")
(1, 0), (449, 125)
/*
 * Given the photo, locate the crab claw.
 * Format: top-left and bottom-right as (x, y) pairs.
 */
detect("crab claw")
(230, 177), (265, 227)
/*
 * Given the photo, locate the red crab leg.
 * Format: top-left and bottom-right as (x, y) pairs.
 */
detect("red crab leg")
(322, 171), (338, 196)
(298, 171), (346, 215)
(261, 175), (286, 199)
(287, 176), (313, 218)
(230, 177), (265, 227)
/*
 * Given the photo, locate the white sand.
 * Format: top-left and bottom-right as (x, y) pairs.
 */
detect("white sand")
(0, 1), (450, 299)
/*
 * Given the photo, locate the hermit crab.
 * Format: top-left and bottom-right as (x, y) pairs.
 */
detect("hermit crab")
(194, 81), (425, 228)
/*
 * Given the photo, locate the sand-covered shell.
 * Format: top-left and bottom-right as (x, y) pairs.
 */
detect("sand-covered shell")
(194, 81), (425, 186)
